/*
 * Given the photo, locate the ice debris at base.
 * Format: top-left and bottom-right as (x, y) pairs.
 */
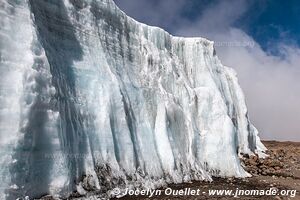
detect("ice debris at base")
(0, 0), (266, 199)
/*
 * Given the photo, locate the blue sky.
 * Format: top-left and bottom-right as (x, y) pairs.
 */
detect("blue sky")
(114, 0), (300, 55)
(114, 0), (300, 141)
(237, 0), (300, 55)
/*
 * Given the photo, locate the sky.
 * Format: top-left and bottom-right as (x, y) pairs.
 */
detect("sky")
(113, 0), (300, 141)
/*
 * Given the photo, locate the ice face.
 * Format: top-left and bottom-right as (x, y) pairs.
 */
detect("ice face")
(0, 0), (266, 199)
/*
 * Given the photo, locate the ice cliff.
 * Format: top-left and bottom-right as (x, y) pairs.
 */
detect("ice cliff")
(0, 0), (266, 199)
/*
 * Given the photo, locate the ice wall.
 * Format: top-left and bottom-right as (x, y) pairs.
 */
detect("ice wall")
(0, 0), (266, 199)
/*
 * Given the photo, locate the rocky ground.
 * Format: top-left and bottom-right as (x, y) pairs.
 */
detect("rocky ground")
(114, 141), (300, 200)
(40, 141), (299, 200)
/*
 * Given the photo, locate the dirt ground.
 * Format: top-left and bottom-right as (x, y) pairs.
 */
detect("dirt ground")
(116, 141), (300, 200)
(41, 141), (299, 200)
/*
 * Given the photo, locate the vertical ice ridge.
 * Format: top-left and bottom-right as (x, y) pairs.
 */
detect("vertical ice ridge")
(28, 0), (90, 197)
(0, 0), (36, 199)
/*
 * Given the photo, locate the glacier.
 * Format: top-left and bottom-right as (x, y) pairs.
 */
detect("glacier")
(0, 0), (266, 199)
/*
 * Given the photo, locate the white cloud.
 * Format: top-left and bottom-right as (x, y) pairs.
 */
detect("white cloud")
(215, 30), (300, 141)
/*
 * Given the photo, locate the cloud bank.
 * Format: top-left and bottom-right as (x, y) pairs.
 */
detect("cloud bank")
(114, 0), (300, 141)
